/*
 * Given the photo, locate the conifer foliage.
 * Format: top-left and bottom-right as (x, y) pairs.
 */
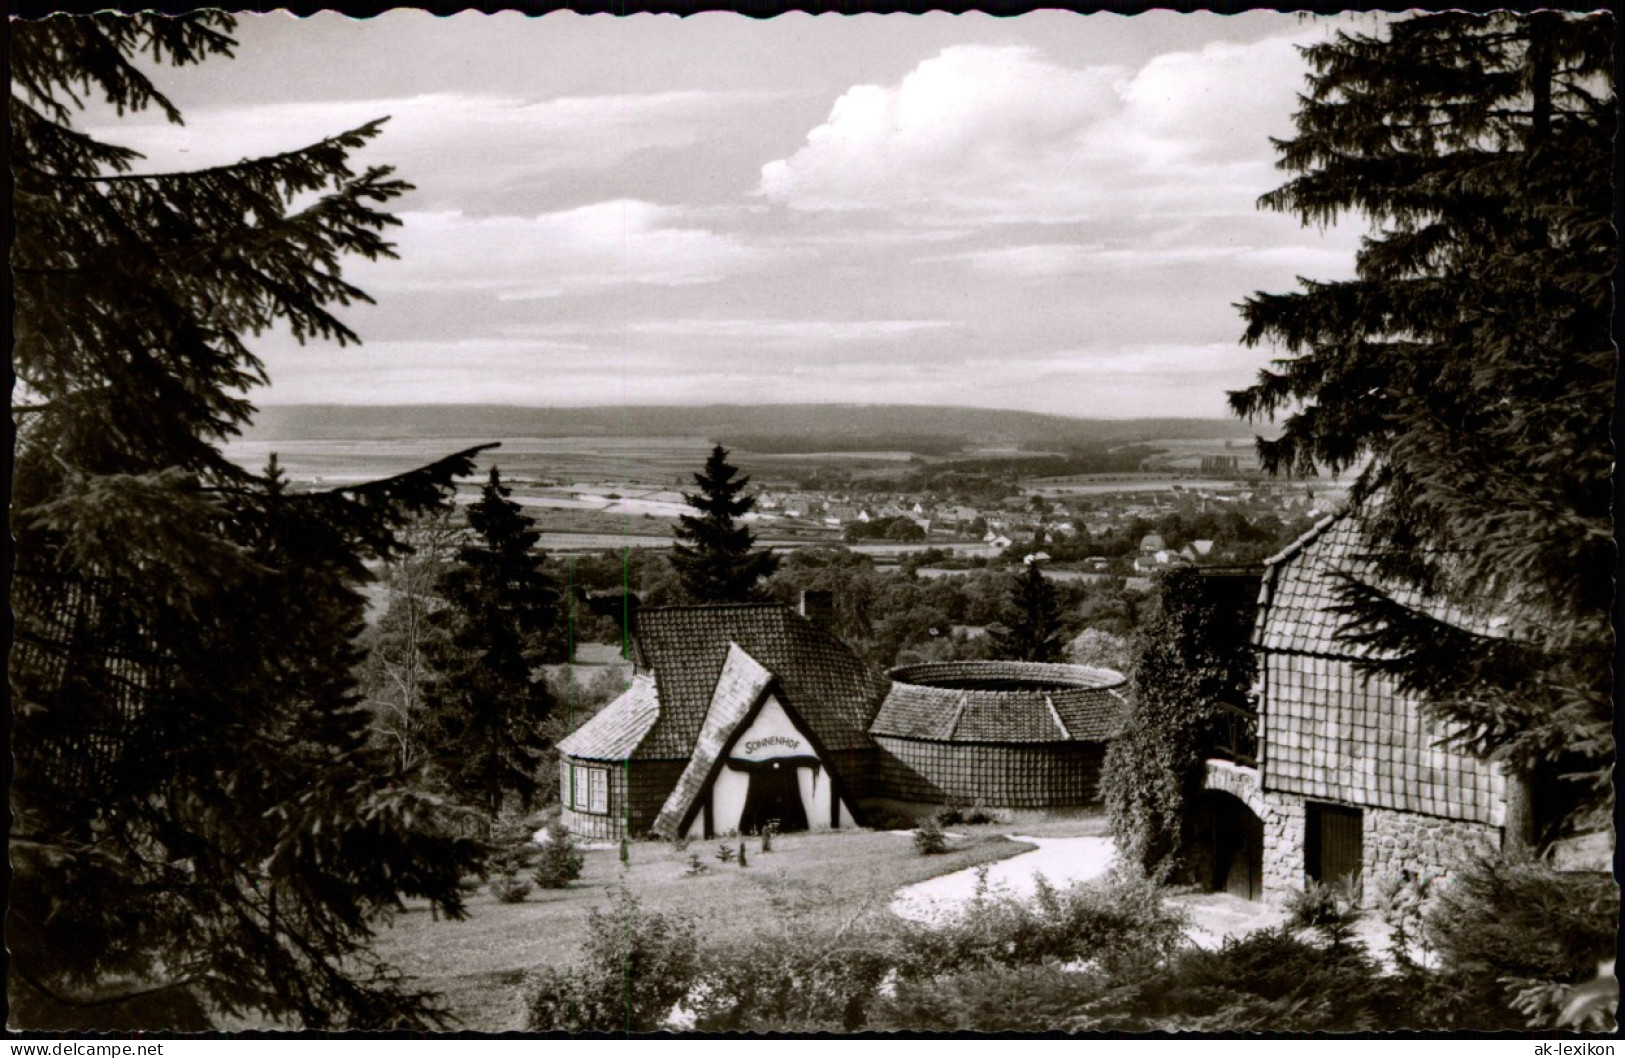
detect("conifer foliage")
(10, 14), (486, 1029)
(423, 467), (564, 817)
(671, 444), (779, 603)
(988, 560), (1065, 663)
(1229, 13), (1615, 828)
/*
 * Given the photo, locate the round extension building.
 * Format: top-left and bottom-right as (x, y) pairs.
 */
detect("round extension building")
(869, 660), (1128, 813)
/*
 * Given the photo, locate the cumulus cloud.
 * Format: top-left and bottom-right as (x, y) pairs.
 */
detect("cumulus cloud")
(347, 200), (763, 298)
(759, 30), (1326, 226)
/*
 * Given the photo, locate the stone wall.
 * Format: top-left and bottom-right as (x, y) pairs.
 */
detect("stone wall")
(1202, 760), (1502, 907)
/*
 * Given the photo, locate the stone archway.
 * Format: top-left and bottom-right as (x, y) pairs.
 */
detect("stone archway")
(1196, 761), (1269, 901)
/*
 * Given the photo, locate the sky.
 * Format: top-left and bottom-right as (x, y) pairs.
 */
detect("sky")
(93, 10), (1388, 418)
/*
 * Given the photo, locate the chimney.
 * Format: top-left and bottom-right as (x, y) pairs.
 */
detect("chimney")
(799, 589), (834, 631)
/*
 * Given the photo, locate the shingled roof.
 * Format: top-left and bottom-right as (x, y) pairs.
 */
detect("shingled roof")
(872, 661), (1126, 743)
(1256, 512), (1505, 655)
(652, 643), (775, 836)
(629, 604), (888, 759)
(557, 673), (660, 762)
(1254, 510), (1506, 826)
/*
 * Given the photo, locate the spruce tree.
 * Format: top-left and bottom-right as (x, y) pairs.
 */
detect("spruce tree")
(1229, 13), (1615, 830)
(987, 560), (1065, 663)
(423, 467), (564, 817)
(670, 444), (779, 603)
(9, 14), (486, 1029)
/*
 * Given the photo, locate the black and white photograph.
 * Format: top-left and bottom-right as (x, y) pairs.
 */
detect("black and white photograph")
(8, 3), (1619, 1039)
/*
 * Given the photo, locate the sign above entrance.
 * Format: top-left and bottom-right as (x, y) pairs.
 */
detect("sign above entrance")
(729, 695), (820, 764)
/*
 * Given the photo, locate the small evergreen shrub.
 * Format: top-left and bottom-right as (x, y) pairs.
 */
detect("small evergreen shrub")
(489, 873), (533, 904)
(716, 843), (736, 864)
(913, 816), (949, 856)
(485, 809), (539, 904)
(684, 853), (709, 877)
(1424, 852), (1619, 1030)
(523, 889), (698, 1032)
(531, 820), (583, 890)
(876, 962), (1111, 1033)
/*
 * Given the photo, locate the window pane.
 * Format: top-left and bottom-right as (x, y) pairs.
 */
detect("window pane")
(589, 768), (608, 814)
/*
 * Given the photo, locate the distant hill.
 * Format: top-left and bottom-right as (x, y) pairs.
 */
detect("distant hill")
(242, 404), (1266, 449)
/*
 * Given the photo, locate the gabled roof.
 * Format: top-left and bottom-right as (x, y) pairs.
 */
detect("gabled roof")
(1255, 511), (1503, 657)
(630, 604), (887, 759)
(651, 643), (775, 837)
(1253, 508), (1507, 826)
(557, 673), (660, 761)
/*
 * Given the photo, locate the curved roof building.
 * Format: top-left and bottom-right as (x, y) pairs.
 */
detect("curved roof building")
(870, 661), (1128, 810)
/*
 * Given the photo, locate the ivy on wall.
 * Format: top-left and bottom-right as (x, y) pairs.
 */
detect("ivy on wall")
(1102, 567), (1258, 878)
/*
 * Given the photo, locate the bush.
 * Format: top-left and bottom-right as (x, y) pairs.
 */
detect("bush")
(897, 869), (1188, 980)
(875, 962), (1110, 1032)
(532, 820), (582, 889)
(1116, 925), (1392, 1032)
(523, 889), (698, 1032)
(690, 885), (901, 1032)
(490, 874), (533, 904)
(913, 816), (949, 856)
(934, 804), (996, 827)
(486, 809), (540, 904)
(1424, 852), (1619, 1030)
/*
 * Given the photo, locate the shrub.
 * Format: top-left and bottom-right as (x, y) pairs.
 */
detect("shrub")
(485, 809), (540, 904)
(684, 853), (709, 877)
(875, 962), (1111, 1032)
(690, 885), (901, 1032)
(715, 843), (736, 864)
(913, 816), (949, 856)
(1116, 925), (1392, 1032)
(1424, 852), (1619, 1030)
(489, 874), (533, 904)
(523, 889), (698, 1032)
(1284, 877), (1362, 950)
(897, 869), (1188, 980)
(532, 820), (583, 890)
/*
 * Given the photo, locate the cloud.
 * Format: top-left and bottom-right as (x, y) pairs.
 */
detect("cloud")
(92, 89), (780, 210)
(625, 318), (956, 343)
(759, 31), (1326, 226)
(346, 200), (764, 298)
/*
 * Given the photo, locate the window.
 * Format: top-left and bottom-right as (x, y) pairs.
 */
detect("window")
(570, 764), (609, 815)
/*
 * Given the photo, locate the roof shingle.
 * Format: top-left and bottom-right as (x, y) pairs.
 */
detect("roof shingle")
(631, 604), (887, 759)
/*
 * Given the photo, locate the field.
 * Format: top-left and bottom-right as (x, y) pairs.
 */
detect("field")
(370, 827), (1035, 1032)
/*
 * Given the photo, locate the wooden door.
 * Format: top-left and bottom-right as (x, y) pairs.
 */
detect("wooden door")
(1307, 802), (1363, 895)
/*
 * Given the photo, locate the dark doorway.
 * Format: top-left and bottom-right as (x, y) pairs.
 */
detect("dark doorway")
(1194, 791), (1263, 901)
(740, 764), (808, 834)
(1306, 802), (1363, 895)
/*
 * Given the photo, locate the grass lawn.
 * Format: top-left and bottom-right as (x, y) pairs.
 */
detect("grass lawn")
(371, 827), (1034, 1032)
